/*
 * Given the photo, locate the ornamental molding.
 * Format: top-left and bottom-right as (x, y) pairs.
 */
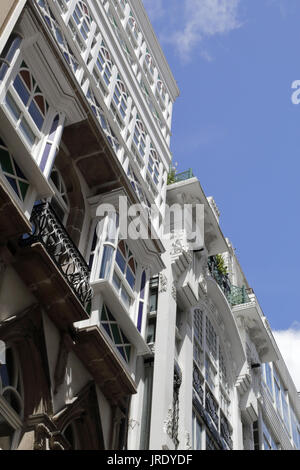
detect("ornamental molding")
(171, 283), (177, 302)
(236, 370), (252, 396)
(185, 432), (192, 450)
(170, 239), (193, 278)
(159, 273), (168, 293)
(163, 407), (173, 439)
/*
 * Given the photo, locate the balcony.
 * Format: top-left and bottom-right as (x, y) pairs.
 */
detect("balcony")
(15, 202), (92, 329)
(208, 256), (250, 307)
(168, 168), (194, 185)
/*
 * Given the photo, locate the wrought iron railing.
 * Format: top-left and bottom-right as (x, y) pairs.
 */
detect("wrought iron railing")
(173, 168), (194, 183)
(220, 413), (233, 450)
(205, 389), (219, 429)
(193, 364), (204, 404)
(21, 202), (93, 308)
(208, 256), (250, 307)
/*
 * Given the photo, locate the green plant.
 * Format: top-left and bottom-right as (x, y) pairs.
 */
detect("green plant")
(167, 162), (178, 185)
(215, 254), (228, 276)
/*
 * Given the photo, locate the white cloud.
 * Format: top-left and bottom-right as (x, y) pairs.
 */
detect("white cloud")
(273, 324), (300, 391)
(143, 0), (242, 62)
(173, 0), (242, 60)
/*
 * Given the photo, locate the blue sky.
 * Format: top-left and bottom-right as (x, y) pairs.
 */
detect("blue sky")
(143, 0), (300, 336)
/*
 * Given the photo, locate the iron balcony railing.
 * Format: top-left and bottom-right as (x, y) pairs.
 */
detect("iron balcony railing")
(21, 202), (93, 308)
(173, 168), (194, 183)
(208, 256), (250, 307)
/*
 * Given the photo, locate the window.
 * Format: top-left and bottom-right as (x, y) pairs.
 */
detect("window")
(273, 369), (282, 417)
(262, 419), (277, 450)
(95, 42), (113, 88)
(86, 87), (119, 152)
(137, 270), (146, 332)
(0, 34), (21, 83)
(127, 165), (151, 214)
(194, 309), (203, 347)
(49, 167), (69, 224)
(112, 77), (128, 121)
(157, 78), (166, 103)
(39, 114), (62, 175)
(147, 146), (160, 187)
(264, 363), (273, 396)
(192, 411), (202, 450)
(132, 117), (146, 159)
(206, 317), (217, 361)
(0, 347), (24, 450)
(5, 62), (50, 148)
(144, 51), (155, 83)
(148, 276), (158, 312)
(205, 355), (216, 391)
(37, 0), (79, 74)
(71, 0), (93, 44)
(115, 240), (136, 290)
(0, 137), (30, 203)
(101, 303), (131, 364)
(127, 15), (139, 45)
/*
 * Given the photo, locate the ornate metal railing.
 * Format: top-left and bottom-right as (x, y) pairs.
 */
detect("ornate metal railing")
(174, 168), (194, 183)
(228, 285), (250, 306)
(21, 202), (93, 308)
(208, 256), (250, 307)
(220, 413), (233, 450)
(205, 389), (219, 429)
(193, 364), (204, 405)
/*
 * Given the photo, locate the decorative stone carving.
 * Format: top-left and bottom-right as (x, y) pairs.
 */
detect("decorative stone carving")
(171, 283), (177, 302)
(159, 273), (168, 293)
(185, 432), (192, 450)
(163, 408), (173, 438)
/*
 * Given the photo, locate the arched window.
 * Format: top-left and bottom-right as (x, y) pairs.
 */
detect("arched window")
(86, 87), (120, 152)
(95, 41), (113, 87)
(4, 61), (50, 148)
(72, 0), (93, 44)
(147, 146), (160, 186)
(157, 78), (166, 103)
(0, 34), (21, 83)
(0, 137), (30, 203)
(49, 166), (70, 224)
(112, 76), (128, 121)
(0, 346), (24, 450)
(127, 165), (151, 215)
(144, 51), (155, 83)
(37, 0), (79, 74)
(115, 240), (136, 290)
(132, 117), (146, 160)
(13, 62), (48, 131)
(127, 15), (139, 45)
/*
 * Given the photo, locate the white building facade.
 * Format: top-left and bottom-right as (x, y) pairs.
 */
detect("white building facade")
(131, 175), (300, 451)
(0, 0), (299, 452)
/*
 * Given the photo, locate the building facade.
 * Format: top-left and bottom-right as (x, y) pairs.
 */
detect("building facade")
(133, 174), (300, 451)
(0, 0), (299, 451)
